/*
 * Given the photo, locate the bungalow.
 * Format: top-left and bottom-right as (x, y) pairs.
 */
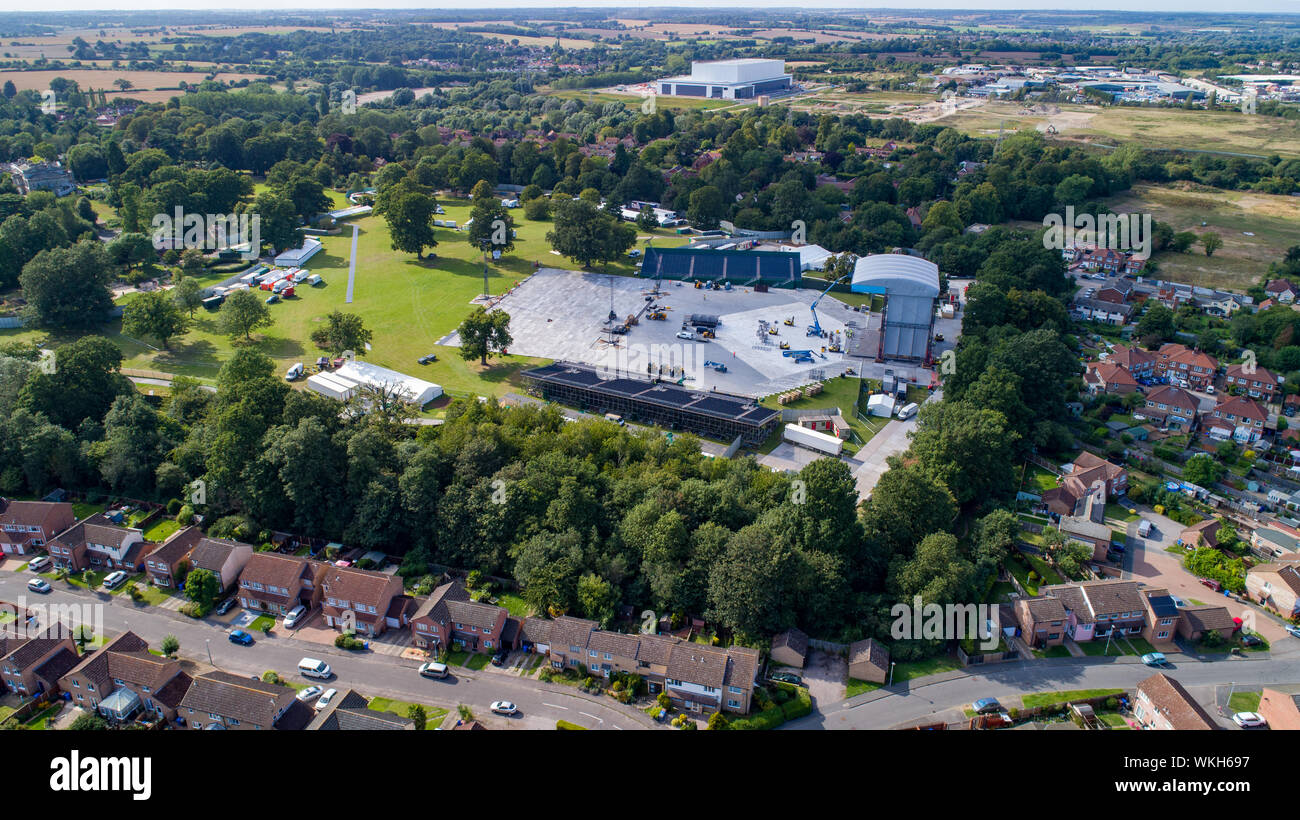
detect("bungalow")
(1142, 385), (1199, 431)
(1154, 344), (1219, 391)
(1224, 363), (1280, 402)
(59, 631), (192, 724)
(236, 553), (325, 616)
(1175, 604), (1237, 643)
(1245, 560), (1300, 617)
(409, 581), (508, 654)
(188, 537), (254, 592)
(46, 514), (148, 574)
(0, 498), (74, 557)
(1207, 396), (1267, 443)
(1180, 518), (1225, 550)
(1133, 673), (1218, 730)
(541, 615), (759, 715)
(1265, 279), (1297, 304)
(1258, 685), (1300, 730)
(143, 525), (203, 588)
(0, 630), (78, 699)
(1037, 580), (1148, 643)
(319, 565), (405, 636)
(847, 638), (890, 683)
(179, 670), (311, 730)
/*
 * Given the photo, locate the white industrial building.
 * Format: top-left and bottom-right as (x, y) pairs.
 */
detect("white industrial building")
(274, 237), (323, 267)
(306, 360), (443, 407)
(851, 254), (941, 363)
(657, 59), (792, 100)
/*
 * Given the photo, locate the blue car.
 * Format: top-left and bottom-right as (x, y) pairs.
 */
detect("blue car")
(228, 629), (254, 646)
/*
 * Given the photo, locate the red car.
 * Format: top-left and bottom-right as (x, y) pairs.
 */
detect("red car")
(281, 286), (295, 297)
(1200, 578), (1221, 591)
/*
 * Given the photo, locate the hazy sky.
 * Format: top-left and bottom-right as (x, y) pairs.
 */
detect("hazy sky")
(6, 1), (1300, 14)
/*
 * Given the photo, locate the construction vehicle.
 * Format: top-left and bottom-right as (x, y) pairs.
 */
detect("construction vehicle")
(648, 311), (666, 320)
(779, 341), (790, 350)
(703, 360), (728, 373)
(626, 314), (638, 326)
(807, 272), (853, 337)
(768, 326), (779, 335)
(693, 280), (702, 289)
(783, 316), (795, 326)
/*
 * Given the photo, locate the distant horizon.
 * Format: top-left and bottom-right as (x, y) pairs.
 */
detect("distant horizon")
(3, 2), (1300, 16)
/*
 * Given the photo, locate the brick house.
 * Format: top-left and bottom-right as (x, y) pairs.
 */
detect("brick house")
(1175, 604), (1237, 643)
(541, 615), (758, 715)
(46, 514), (148, 574)
(1133, 673), (1218, 730)
(1246, 561), (1300, 617)
(179, 670), (311, 730)
(1108, 344), (1156, 379)
(319, 565), (405, 636)
(409, 581), (508, 654)
(1154, 344), (1219, 391)
(1180, 518), (1225, 550)
(0, 630), (78, 698)
(59, 631), (192, 723)
(770, 628), (809, 668)
(847, 638), (890, 683)
(1207, 396), (1267, 443)
(1258, 685), (1300, 730)
(1084, 361), (1138, 395)
(189, 537), (254, 592)
(0, 498), (74, 557)
(236, 553), (325, 616)
(1013, 596), (1068, 648)
(143, 525), (203, 588)
(1138, 588), (1181, 650)
(1142, 385), (1199, 431)
(1037, 580), (1148, 643)
(1224, 364), (1279, 402)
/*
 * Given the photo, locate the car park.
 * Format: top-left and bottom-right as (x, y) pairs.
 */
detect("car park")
(103, 570), (129, 590)
(315, 688), (339, 711)
(26, 555), (50, 572)
(1141, 652), (1171, 668)
(27, 577), (51, 594)
(1232, 712), (1267, 728)
(490, 700), (517, 715)
(228, 629), (254, 646)
(283, 605), (307, 629)
(296, 685), (323, 703)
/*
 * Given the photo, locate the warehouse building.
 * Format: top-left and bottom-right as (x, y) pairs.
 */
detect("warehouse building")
(657, 59), (792, 100)
(522, 363), (779, 445)
(851, 254), (941, 363)
(306, 360), (442, 407)
(639, 246), (802, 288)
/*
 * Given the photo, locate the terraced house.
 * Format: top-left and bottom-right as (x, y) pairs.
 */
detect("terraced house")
(0, 630), (78, 699)
(1033, 580), (1149, 644)
(237, 553), (325, 615)
(1154, 343), (1218, 391)
(0, 498), (74, 557)
(319, 564), (406, 636)
(542, 615), (759, 715)
(409, 581), (509, 654)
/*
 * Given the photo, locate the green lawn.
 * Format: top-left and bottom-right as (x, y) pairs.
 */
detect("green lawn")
(465, 652), (492, 671)
(142, 518), (181, 542)
(1228, 691), (1261, 712)
(445, 648), (471, 667)
(72, 501), (108, 520)
(113, 577), (176, 606)
(759, 372), (914, 452)
(1078, 637), (1132, 657)
(1099, 712), (1131, 729)
(1105, 503), (1140, 523)
(1022, 688), (1124, 709)
(493, 592), (531, 617)
(367, 696), (448, 730)
(19, 704), (63, 730)
(1032, 645), (1073, 659)
(846, 678), (883, 698)
(248, 614), (276, 632)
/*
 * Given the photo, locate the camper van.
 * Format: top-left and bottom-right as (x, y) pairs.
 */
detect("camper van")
(896, 402), (919, 421)
(298, 658), (333, 679)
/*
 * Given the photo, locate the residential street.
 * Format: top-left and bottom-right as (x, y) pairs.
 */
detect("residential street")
(0, 571), (660, 731)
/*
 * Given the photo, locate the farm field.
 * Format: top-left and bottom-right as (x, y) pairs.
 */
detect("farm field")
(0, 68), (273, 103)
(2, 197), (691, 403)
(545, 88), (733, 112)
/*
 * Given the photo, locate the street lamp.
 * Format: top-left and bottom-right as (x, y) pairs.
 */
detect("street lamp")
(206, 638), (213, 666)
(888, 661), (896, 687)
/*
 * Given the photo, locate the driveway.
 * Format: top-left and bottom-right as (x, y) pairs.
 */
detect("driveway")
(801, 650), (847, 708)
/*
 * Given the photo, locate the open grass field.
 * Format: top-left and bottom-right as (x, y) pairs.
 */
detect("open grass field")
(0, 68), (273, 104)
(2, 195), (691, 403)
(545, 88), (732, 112)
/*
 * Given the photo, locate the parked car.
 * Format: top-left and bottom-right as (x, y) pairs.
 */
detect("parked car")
(418, 661), (449, 680)
(769, 671), (803, 685)
(27, 577), (51, 594)
(285, 362), (304, 381)
(675, 330), (694, 340)
(103, 570), (129, 590)
(283, 605), (307, 629)
(1141, 652), (1171, 668)
(1232, 712), (1267, 728)
(490, 700), (518, 716)
(26, 555), (50, 572)
(491, 649), (509, 667)
(265, 293), (279, 304)
(1286, 625), (1300, 639)
(418, 353), (438, 365)
(973, 698), (1002, 714)
(1200, 578), (1222, 592)
(1240, 633), (1264, 647)
(228, 629), (254, 646)
(315, 688), (339, 712)
(296, 685), (323, 703)
(214, 598), (236, 616)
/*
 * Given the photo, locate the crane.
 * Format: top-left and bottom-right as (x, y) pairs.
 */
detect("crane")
(807, 272), (853, 338)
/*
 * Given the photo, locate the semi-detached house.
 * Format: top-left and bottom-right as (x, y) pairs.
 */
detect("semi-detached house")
(46, 514), (149, 574)
(320, 565), (406, 636)
(237, 552), (324, 616)
(409, 581), (508, 654)
(0, 498), (74, 557)
(58, 630), (192, 724)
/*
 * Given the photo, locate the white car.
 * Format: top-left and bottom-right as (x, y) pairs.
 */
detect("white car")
(283, 605), (307, 629)
(285, 362), (304, 381)
(675, 331), (694, 340)
(27, 577), (51, 594)
(296, 685), (323, 703)
(103, 570), (129, 590)
(1232, 712), (1267, 728)
(27, 555), (50, 573)
(314, 688), (339, 712)
(490, 700), (517, 716)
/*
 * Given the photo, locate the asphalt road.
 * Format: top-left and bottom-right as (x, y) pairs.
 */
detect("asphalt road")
(0, 571), (657, 731)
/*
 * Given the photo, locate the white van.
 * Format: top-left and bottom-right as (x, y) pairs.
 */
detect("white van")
(298, 657), (332, 679)
(896, 402), (919, 420)
(604, 413), (625, 426)
(1137, 519), (1153, 538)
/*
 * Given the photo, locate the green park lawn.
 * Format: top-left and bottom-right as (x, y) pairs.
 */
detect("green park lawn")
(1021, 688), (1124, 709)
